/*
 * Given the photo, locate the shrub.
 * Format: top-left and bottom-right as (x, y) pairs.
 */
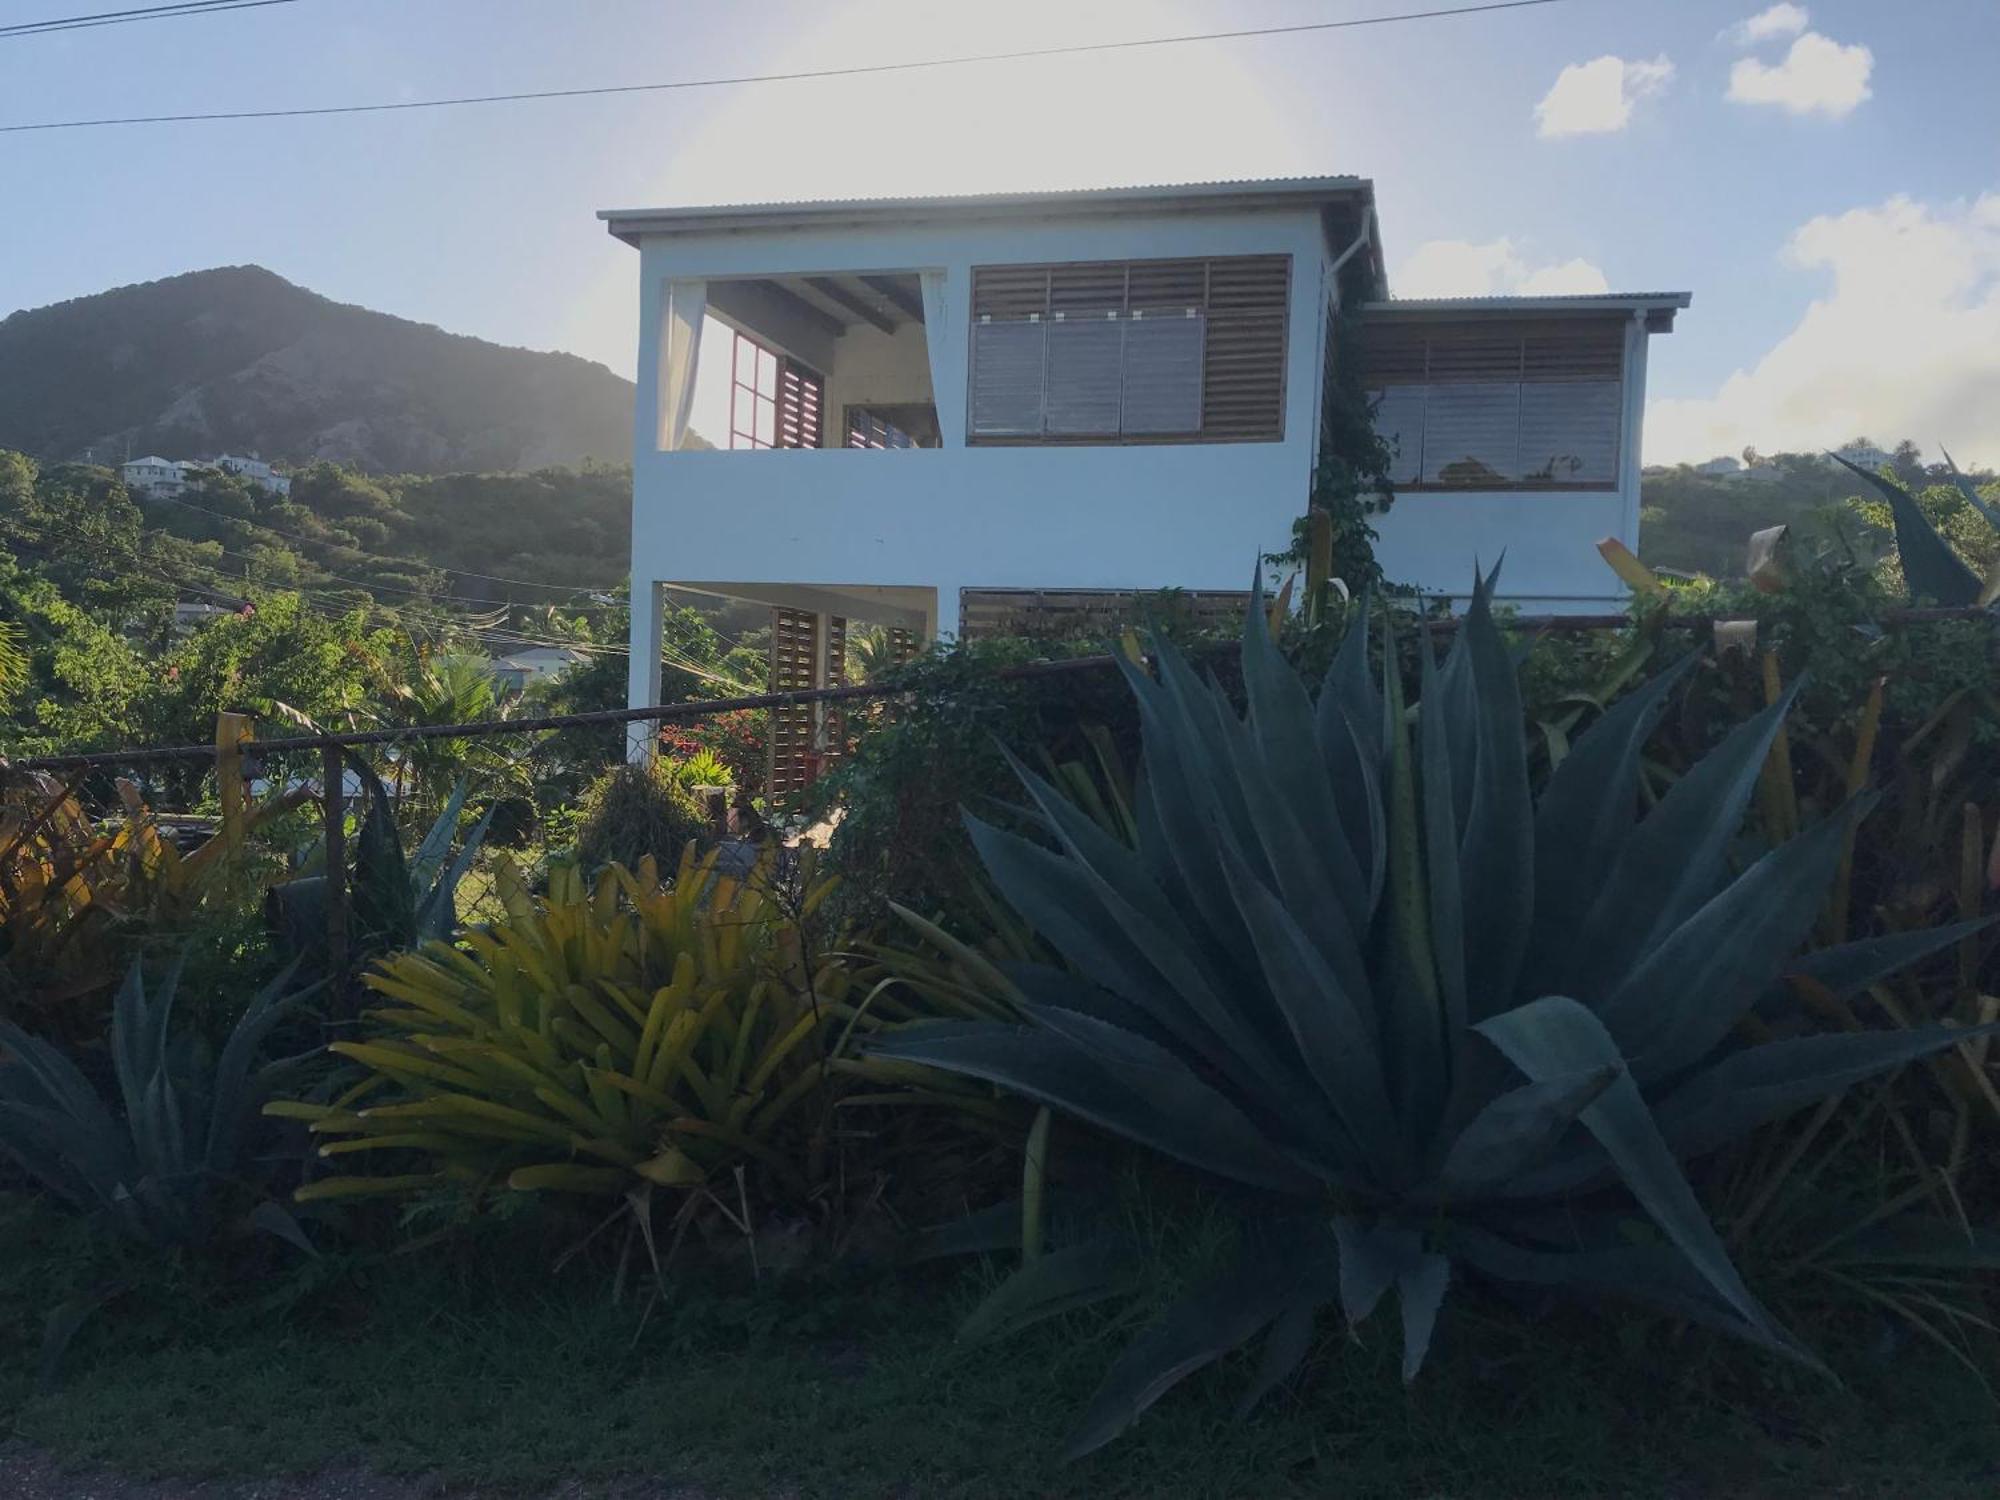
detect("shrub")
(871, 572), (1994, 1458)
(571, 758), (711, 873)
(273, 849), (858, 1251)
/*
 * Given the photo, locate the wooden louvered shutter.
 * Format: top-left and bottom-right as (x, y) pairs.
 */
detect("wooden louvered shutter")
(1200, 255), (1289, 441)
(775, 359), (824, 449)
(819, 617), (848, 772)
(768, 608), (819, 797)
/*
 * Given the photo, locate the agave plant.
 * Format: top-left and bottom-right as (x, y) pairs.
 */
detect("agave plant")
(266, 759), (492, 969)
(868, 567), (1995, 1458)
(0, 955), (311, 1248)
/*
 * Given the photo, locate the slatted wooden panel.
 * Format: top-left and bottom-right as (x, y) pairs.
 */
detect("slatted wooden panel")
(1199, 255), (1289, 441)
(886, 627), (921, 663)
(767, 608), (819, 797)
(958, 588), (1252, 643)
(968, 255), (1289, 443)
(820, 616), (848, 772)
(775, 359), (825, 449)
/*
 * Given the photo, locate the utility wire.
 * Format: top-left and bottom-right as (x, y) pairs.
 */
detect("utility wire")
(1, 0), (300, 39)
(2, 0), (1574, 131)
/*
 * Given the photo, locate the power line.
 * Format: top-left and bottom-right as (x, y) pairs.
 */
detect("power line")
(1, 1), (300, 40)
(2, 0), (1575, 132)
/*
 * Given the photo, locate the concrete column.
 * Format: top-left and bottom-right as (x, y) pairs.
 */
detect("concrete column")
(627, 578), (664, 763)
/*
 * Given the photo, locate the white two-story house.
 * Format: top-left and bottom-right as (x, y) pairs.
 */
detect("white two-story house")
(601, 177), (1687, 774)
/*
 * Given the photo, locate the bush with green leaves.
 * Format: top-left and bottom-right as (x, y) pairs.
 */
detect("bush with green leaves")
(571, 757), (711, 874)
(871, 569), (1995, 1459)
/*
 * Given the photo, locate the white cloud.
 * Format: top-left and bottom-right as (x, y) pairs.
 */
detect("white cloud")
(1647, 193), (2000, 469)
(1726, 4), (1810, 45)
(1728, 31), (1873, 116)
(1396, 239), (1611, 298)
(1534, 54), (1675, 137)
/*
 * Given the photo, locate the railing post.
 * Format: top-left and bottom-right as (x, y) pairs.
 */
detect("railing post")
(322, 744), (348, 995)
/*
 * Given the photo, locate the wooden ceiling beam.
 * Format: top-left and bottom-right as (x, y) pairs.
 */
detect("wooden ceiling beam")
(859, 274), (926, 324)
(804, 276), (899, 335)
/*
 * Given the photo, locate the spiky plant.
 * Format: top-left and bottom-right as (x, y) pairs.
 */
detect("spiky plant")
(870, 568), (1994, 1459)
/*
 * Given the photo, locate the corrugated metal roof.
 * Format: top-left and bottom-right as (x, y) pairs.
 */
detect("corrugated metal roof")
(599, 176), (1372, 242)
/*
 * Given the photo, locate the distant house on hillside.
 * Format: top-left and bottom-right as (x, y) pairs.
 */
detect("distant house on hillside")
(1694, 456), (1742, 478)
(600, 176), (1689, 776)
(121, 452), (290, 499)
(1829, 440), (1893, 472)
(212, 453), (291, 496)
(120, 456), (188, 497)
(488, 645), (588, 695)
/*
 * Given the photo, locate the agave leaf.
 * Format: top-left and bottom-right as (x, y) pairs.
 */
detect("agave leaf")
(1454, 568), (1535, 1020)
(997, 961), (1168, 1044)
(1316, 594), (1386, 903)
(38, 1283), (122, 1392)
(1785, 918), (1996, 1000)
(1940, 448), (2000, 532)
(1656, 1021), (2000, 1160)
(203, 960), (304, 1174)
(1475, 995), (1813, 1366)
(1598, 799), (1867, 1081)
(966, 813), (1311, 1116)
(1396, 1252), (1451, 1382)
(1063, 1232), (1330, 1462)
(1435, 1066), (1617, 1194)
(406, 779), (470, 894)
(864, 1015), (1322, 1197)
(1414, 629), (1465, 1116)
(1215, 836), (1400, 1179)
(1332, 1216), (1421, 1324)
(1833, 454), (1982, 606)
(1445, 1225), (1771, 1342)
(414, 805), (494, 942)
(1527, 653), (1699, 990)
(1239, 574), (1373, 943)
(958, 1238), (1142, 1344)
(1235, 1299), (1320, 1418)
(1569, 679), (1806, 997)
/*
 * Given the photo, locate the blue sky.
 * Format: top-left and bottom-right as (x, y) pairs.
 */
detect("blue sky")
(3, 0), (1996, 463)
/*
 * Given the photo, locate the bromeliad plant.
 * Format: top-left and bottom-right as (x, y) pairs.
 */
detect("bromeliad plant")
(274, 846), (858, 1252)
(869, 566), (1997, 1459)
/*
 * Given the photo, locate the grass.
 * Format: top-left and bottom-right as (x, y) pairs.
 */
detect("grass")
(2, 1189), (1998, 1498)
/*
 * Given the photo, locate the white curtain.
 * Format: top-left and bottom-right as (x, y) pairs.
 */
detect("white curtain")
(920, 269), (966, 448)
(661, 279), (706, 451)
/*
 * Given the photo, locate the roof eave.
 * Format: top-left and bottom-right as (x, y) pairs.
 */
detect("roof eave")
(599, 176), (1374, 246)
(1361, 292), (1692, 333)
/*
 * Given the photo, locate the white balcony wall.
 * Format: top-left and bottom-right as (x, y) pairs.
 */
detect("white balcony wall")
(628, 206), (1334, 638)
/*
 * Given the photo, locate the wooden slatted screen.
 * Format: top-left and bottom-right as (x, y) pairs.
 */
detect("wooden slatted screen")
(1360, 317), (1626, 490)
(774, 359), (825, 449)
(767, 608), (819, 797)
(819, 616), (848, 773)
(886, 627), (921, 664)
(969, 255), (1288, 443)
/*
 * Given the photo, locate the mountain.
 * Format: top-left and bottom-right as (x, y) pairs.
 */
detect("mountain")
(0, 266), (634, 474)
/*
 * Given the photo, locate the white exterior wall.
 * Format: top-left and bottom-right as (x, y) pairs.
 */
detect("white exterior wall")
(627, 206), (1334, 645)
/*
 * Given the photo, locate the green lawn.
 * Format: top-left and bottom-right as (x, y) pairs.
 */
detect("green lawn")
(2, 1191), (1996, 1499)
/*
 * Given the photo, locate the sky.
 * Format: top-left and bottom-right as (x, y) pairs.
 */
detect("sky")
(2, 0), (1996, 466)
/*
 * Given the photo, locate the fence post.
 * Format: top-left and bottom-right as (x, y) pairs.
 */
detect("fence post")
(322, 743), (347, 994)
